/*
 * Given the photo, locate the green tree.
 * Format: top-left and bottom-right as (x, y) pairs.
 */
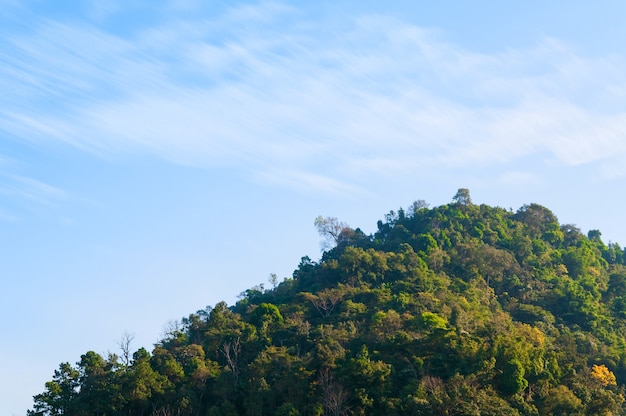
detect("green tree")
(76, 351), (121, 415)
(122, 348), (169, 415)
(499, 359), (528, 395)
(29, 362), (80, 416)
(452, 188), (472, 206)
(540, 385), (583, 415)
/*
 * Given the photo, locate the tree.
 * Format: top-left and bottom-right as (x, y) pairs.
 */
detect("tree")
(117, 331), (135, 368)
(452, 188), (472, 206)
(76, 351), (121, 416)
(269, 273), (279, 289)
(588, 229), (603, 242)
(123, 348), (169, 415)
(302, 289), (344, 318)
(590, 364), (617, 387)
(499, 358), (528, 395)
(541, 385), (583, 415)
(409, 199), (429, 214)
(222, 337), (242, 388)
(314, 216), (354, 250)
(319, 368), (349, 416)
(29, 362), (80, 416)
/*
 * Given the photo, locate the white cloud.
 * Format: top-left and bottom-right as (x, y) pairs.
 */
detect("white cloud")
(497, 171), (543, 187)
(11, 175), (65, 205)
(2, 2), (626, 193)
(0, 172), (67, 220)
(254, 168), (366, 195)
(86, 0), (123, 21)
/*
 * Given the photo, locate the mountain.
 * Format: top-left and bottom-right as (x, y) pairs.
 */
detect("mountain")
(29, 189), (626, 415)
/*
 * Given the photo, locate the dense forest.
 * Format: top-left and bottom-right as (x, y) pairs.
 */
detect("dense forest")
(30, 189), (626, 415)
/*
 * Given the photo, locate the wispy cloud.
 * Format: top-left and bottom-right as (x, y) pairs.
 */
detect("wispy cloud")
(2, 2), (626, 194)
(0, 171), (67, 220)
(254, 168), (366, 196)
(11, 175), (65, 205)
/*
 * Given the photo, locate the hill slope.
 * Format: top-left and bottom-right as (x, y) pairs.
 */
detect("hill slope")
(29, 190), (626, 415)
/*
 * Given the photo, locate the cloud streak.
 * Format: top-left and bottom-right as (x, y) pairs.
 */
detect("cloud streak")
(0, 170), (67, 220)
(2, 2), (626, 194)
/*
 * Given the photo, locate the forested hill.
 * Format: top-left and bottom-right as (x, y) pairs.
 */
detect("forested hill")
(30, 189), (626, 415)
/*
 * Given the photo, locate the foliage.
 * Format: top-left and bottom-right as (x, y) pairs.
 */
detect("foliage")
(30, 189), (626, 415)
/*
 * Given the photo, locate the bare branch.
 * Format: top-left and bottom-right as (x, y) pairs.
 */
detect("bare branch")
(314, 216), (354, 250)
(116, 331), (135, 368)
(319, 368), (349, 416)
(221, 337), (241, 387)
(302, 289), (343, 318)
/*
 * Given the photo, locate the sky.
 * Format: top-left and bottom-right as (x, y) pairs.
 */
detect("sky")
(3, 0), (626, 413)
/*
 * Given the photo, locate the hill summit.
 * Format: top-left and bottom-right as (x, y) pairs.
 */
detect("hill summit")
(30, 189), (626, 415)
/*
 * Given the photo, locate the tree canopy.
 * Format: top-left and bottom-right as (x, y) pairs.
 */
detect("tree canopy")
(29, 190), (626, 415)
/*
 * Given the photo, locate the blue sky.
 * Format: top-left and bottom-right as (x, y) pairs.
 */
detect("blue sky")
(4, 1), (626, 413)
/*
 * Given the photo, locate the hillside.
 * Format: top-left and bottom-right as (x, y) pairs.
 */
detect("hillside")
(29, 189), (626, 415)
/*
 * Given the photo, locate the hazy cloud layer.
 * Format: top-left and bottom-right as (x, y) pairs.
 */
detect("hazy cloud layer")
(2, 1), (626, 193)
